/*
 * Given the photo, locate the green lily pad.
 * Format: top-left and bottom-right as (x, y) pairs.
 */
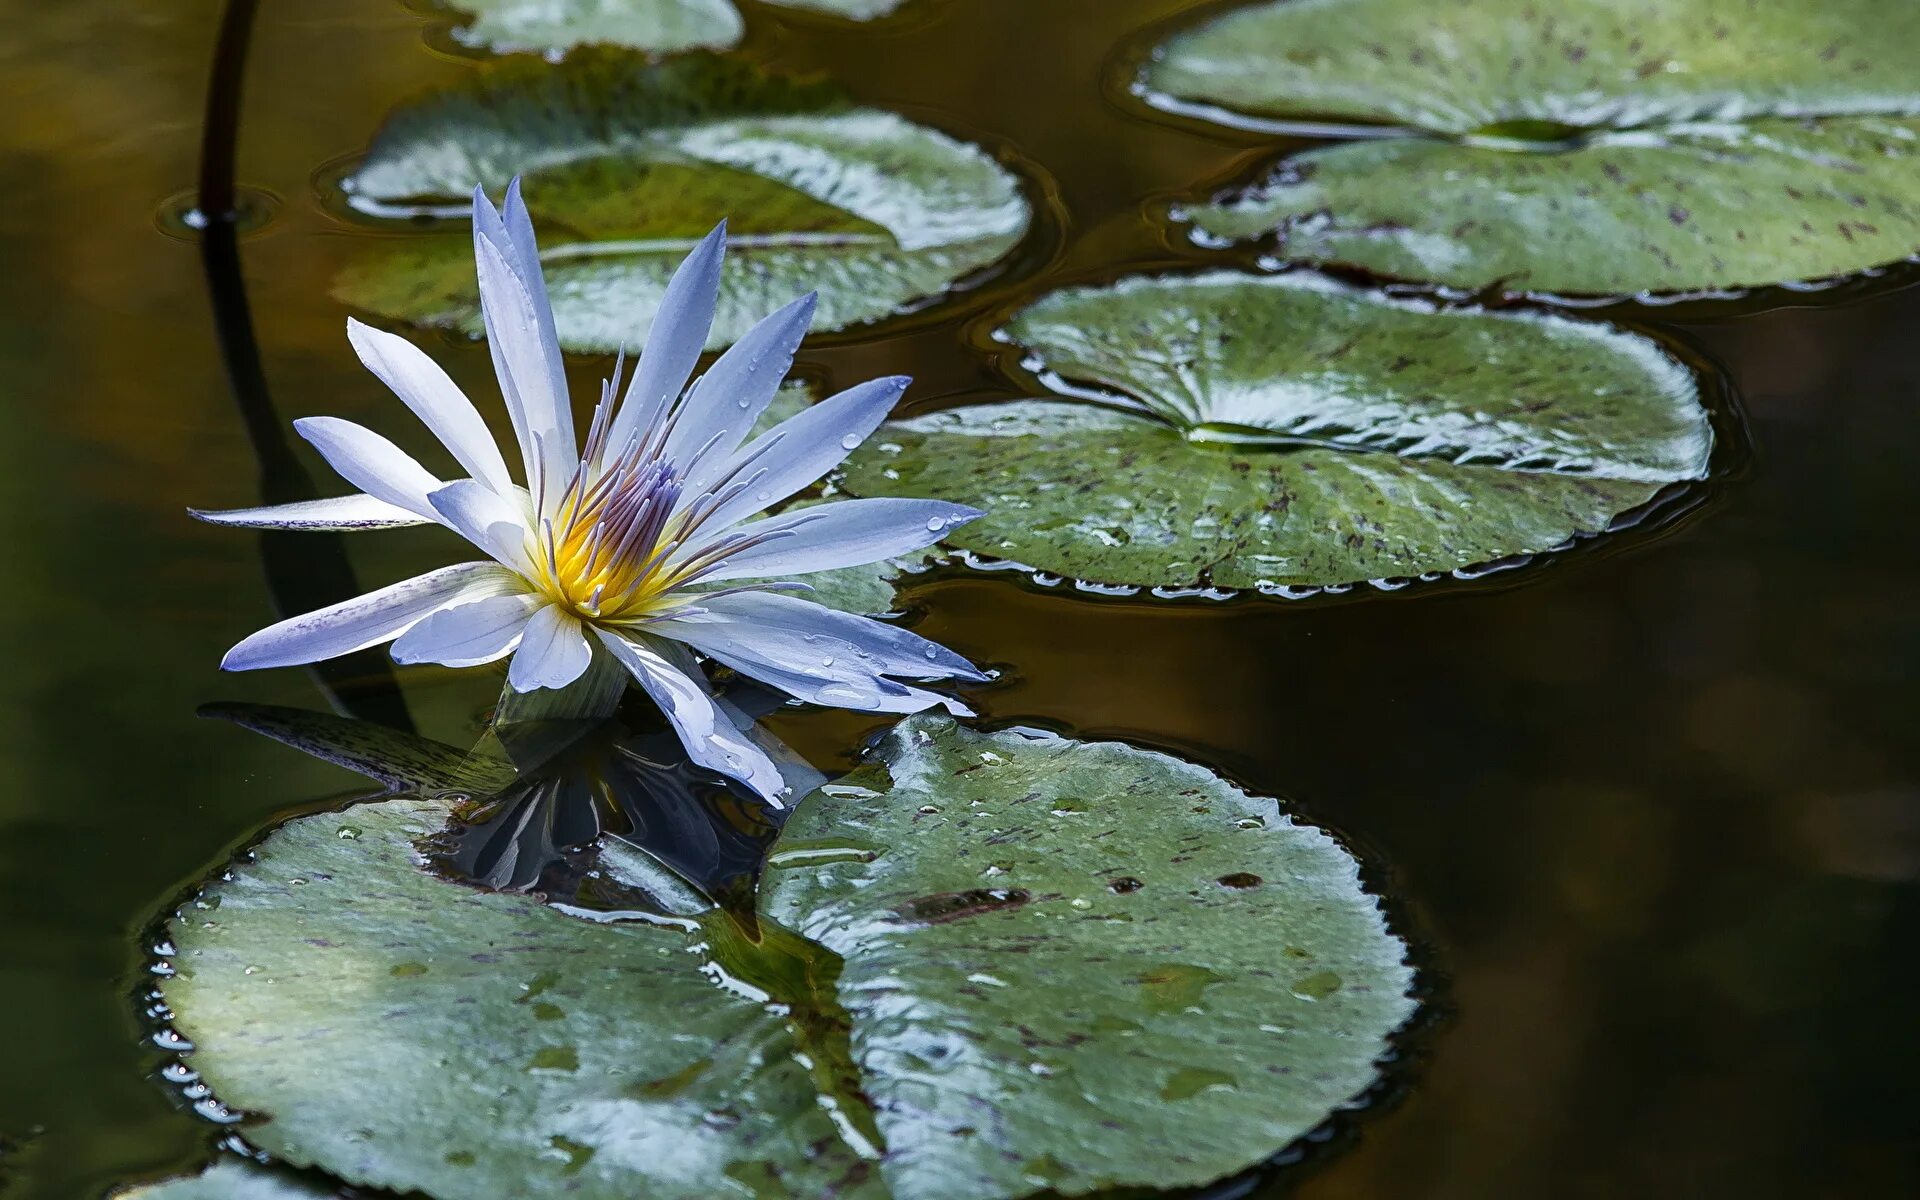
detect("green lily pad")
(336, 53), (1029, 351)
(441, 0), (743, 55)
(157, 717), (1413, 1199)
(111, 1161), (338, 1200)
(441, 0), (909, 56)
(1145, 0), (1920, 296)
(837, 271), (1711, 592)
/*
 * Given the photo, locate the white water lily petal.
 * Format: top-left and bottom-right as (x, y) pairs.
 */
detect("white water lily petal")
(670, 292), (817, 488)
(673, 589), (985, 681)
(428, 480), (537, 576)
(500, 180), (571, 408)
(596, 630), (787, 802)
(607, 221), (727, 459)
(391, 592), (544, 667)
(689, 497), (981, 583)
(691, 375), (909, 533)
(222, 562), (521, 671)
(674, 645), (969, 716)
(508, 604), (594, 692)
(293, 416), (448, 522)
(472, 192), (574, 506)
(347, 318), (514, 495)
(687, 583), (983, 679)
(189, 494), (431, 531)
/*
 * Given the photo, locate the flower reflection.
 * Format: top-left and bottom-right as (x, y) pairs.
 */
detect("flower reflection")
(203, 682), (820, 896)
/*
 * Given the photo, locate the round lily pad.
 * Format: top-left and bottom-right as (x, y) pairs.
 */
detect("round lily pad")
(157, 717), (1413, 1199)
(335, 53), (1029, 351)
(837, 271), (1712, 592)
(439, 0), (910, 56)
(1143, 0), (1920, 296)
(111, 1161), (337, 1200)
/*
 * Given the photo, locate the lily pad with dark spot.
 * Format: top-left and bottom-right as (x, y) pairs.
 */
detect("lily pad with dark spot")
(335, 53), (1030, 350)
(836, 271), (1713, 592)
(1142, 0), (1920, 296)
(156, 717), (1414, 1199)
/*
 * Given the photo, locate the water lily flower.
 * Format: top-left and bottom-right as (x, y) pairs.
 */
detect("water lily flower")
(195, 180), (985, 801)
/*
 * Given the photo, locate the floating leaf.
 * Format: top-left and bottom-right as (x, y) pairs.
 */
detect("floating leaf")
(1144, 0), (1920, 295)
(159, 717), (1412, 1199)
(442, 0), (743, 55)
(441, 0), (909, 56)
(336, 54), (1030, 350)
(837, 271), (1711, 591)
(110, 1161), (338, 1200)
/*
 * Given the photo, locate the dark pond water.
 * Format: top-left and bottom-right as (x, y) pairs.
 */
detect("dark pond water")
(2, 1), (1917, 1197)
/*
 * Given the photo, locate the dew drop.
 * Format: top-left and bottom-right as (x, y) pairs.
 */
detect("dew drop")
(840, 433), (862, 450)
(926, 517), (946, 532)
(337, 826), (362, 840)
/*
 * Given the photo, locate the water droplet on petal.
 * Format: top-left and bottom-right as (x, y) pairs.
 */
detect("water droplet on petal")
(840, 433), (862, 450)
(926, 517), (946, 532)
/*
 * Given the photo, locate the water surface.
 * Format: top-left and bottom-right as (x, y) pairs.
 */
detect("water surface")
(0, 1), (1915, 1196)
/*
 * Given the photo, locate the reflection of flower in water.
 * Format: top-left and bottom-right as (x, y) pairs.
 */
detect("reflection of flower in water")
(196, 180), (984, 802)
(204, 683), (820, 895)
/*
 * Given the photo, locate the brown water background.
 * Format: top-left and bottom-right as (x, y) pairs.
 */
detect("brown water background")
(0, 1), (1915, 1196)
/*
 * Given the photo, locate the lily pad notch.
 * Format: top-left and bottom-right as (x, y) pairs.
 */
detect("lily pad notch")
(152, 716), (1417, 1200)
(334, 52), (1034, 351)
(835, 270), (1718, 596)
(1139, 0), (1920, 299)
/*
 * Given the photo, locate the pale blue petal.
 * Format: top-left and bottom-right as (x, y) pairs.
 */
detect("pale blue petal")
(347, 318), (513, 494)
(666, 646), (970, 716)
(689, 497), (980, 583)
(507, 604), (594, 692)
(221, 562), (521, 671)
(427, 480), (536, 576)
(668, 292), (816, 487)
(472, 191), (575, 506)
(292, 416), (446, 521)
(189, 493), (430, 531)
(672, 588), (986, 682)
(607, 221), (727, 457)
(595, 629), (787, 803)
(391, 593), (544, 667)
(687, 375), (909, 534)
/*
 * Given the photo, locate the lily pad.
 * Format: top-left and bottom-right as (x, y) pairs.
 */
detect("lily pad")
(836, 271), (1711, 592)
(441, 0), (744, 55)
(158, 717), (1413, 1199)
(111, 1161), (338, 1200)
(336, 53), (1030, 350)
(441, 0), (910, 56)
(1144, 0), (1920, 296)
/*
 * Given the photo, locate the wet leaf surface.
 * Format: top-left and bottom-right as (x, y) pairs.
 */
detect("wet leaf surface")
(159, 717), (1413, 1199)
(838, 271), (1711, 591)
(442, 0), (911, 55)
(335, 53), (1029, 350)
(110, 1161), (339, 1199)
(1145, 0), (1920, 295)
